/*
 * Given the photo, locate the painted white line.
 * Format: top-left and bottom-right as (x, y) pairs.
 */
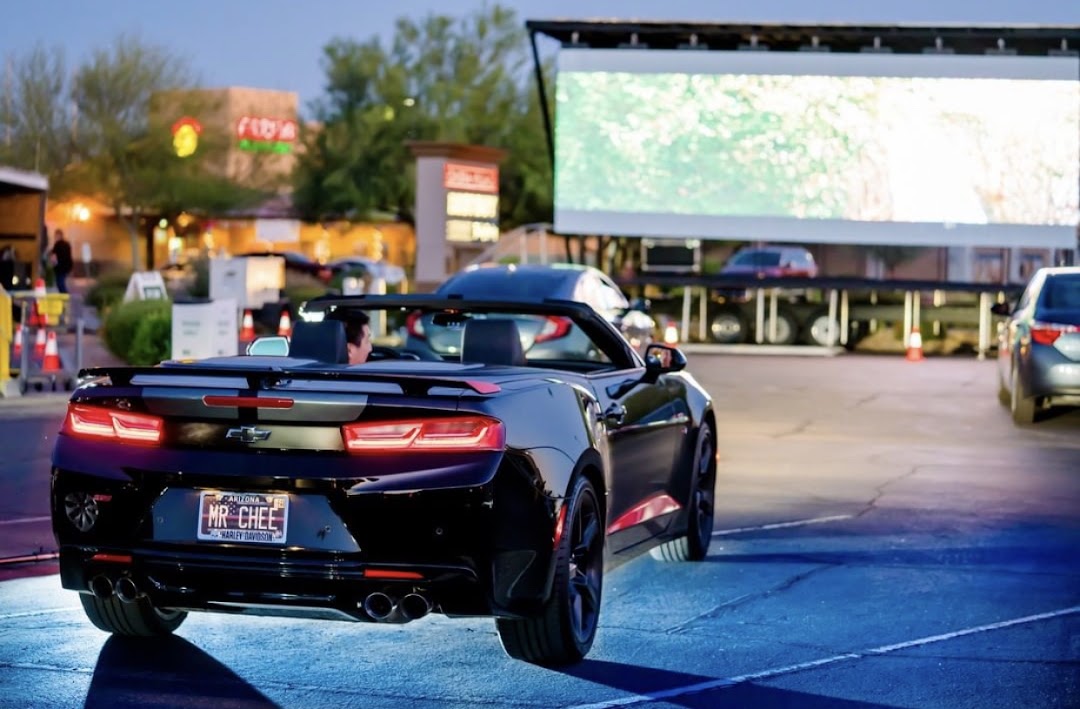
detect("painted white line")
(0, 516), (51, 526)
(0, 607), (80, 622)
(564, 605), (1080, 709)
(712, 514), (854, 537)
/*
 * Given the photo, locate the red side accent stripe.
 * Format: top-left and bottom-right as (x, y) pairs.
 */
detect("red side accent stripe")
(90, 553), (133, 564)
(362, 568), (424, 580)
(606, 493), (683, 535)
(203, 396), (295, 409)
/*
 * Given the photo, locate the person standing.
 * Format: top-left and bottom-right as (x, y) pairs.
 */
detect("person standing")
(49, 229), (73, 294)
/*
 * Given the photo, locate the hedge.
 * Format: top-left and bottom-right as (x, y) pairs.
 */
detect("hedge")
(103, 298), (172, 365)
(85, 270), (134, 316)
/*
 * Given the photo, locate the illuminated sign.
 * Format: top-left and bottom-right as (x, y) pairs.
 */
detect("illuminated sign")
(236, 115), (298, 154)
(446, 219), (499, 243)
(446, 192), (499, 220)
(171, 117), (202, 158)
(443, 163), (498, 193)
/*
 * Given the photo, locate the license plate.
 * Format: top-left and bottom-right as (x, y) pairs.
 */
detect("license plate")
(197, 491), (289, 545)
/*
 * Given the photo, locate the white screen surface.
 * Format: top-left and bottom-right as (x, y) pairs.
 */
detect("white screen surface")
(553, 50), (1080, 248)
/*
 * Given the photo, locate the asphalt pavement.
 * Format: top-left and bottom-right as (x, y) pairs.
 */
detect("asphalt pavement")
(0, 354), (1077, 708)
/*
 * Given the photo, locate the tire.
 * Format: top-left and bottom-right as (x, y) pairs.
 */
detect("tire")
(651, 424), (716, 562)
(496, 476), (603, 666)
(79, 591), (187, 637)
(708, 308), (748, 344)
(803, 309), (841, 347)
(1010, 361), (1036, 425)
(761, 310), (798, 345)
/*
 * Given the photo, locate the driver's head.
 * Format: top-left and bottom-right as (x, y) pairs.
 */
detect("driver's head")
(330, 310), (372, 364)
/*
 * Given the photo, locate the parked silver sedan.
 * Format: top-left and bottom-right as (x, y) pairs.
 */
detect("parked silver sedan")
(992, 266), (1080, 424)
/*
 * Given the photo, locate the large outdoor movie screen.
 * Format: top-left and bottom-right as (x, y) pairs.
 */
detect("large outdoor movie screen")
(553, 50), (1080, 248)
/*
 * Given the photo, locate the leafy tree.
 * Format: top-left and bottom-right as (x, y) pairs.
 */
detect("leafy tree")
(0, 45), (74, 185)
(294, 4), (552, 229)
(67, 37), (265, 270)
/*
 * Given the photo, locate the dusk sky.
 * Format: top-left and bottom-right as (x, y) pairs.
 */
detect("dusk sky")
(3, 0), (1078, 116)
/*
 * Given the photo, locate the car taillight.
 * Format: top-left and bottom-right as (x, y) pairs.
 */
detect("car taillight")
(62, 404), (164, 446)
(405, 311), (425, 339)
(1031, 321), (1080, 346)
(342, 416), (504, 453)
(535, 316), (572, 343)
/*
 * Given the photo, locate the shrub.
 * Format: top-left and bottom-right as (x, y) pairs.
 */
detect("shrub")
(128, 308), (173, 365)
(103, 299), (172, 364)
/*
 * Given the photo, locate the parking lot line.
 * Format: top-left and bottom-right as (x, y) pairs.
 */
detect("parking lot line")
(0, 607), (80, 622)
(0, 516), (51, 526)
(711, 514), (854, 536)
(565, 605), (1080, 709)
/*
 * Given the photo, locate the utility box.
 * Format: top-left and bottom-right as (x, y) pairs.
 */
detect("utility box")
(171, 298), (239, 361)
(209, 257), (284, 311)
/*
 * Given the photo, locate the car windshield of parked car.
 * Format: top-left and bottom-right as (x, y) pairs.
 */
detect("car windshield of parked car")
(729, 250), (782, 267)
(437, 269), (573, 299)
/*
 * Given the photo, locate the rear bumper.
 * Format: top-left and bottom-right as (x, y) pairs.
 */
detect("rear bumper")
(51, 449), (562, 622)
(1026, 347), (1080, 401)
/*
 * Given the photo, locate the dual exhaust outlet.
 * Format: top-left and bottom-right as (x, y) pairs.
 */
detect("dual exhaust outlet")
(362, 591), (432, 623)
(90, 574), (142, 604)
(91, 574), (434, 622)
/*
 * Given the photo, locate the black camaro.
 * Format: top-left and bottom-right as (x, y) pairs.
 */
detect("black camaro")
(51, 295), (716, 666)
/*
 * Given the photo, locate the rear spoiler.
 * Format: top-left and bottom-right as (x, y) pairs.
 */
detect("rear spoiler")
(76, 364), (502, 396)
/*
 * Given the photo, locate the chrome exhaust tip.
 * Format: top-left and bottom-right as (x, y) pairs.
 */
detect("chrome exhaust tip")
(400, 593), (432, 621)
(114, 576), (140, 604)
(89, 575), (114, 599)
(362, 592), (397, 621)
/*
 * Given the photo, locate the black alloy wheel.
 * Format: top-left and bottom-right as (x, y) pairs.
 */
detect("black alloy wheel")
(651, 424), (717, 562)
(496, 475), (604, 666)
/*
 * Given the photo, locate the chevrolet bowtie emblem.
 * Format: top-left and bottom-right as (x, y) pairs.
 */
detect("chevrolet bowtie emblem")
(225, 426), (272, 444)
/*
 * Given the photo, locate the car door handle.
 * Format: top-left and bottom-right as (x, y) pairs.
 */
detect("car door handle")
(602, 404), (627, 428)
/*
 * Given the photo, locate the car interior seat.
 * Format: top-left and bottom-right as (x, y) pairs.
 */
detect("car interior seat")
(461, 319), (527, 366)
(288, 319), (349, 364)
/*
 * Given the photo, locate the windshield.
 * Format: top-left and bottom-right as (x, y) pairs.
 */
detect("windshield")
(729, 250), (782, 267)
(1041, 274), (1080, 310)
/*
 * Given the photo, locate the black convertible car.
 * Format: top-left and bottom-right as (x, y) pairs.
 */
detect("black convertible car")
(51, 295), (716, 666)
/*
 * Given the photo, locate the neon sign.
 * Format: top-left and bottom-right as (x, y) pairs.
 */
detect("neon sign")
(236, 115), (298, 154)
(443, 163), (498, 194)
(171, 117), (202, 158)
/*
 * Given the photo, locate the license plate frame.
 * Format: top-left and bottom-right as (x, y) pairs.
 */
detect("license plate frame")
(197, 490), (289, 545)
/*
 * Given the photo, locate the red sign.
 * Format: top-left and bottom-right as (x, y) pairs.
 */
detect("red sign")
(443, 163), (499, 194)
(236, 115), (298, 143)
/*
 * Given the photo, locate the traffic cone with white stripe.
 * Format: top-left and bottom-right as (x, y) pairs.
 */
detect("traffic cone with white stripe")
(239, 309), (256, 342)
(33, 327), (46, 359)
(906, 325), (924, 362)
(277, 310), (292, 337)
(41, 331), (62, 372)
(12, 326), (22, 360)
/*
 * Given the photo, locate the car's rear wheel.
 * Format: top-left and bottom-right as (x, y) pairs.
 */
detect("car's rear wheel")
(79, 591), (187, 636)
(650, 424), (716, 562)
(496, 475), (603, 666)
(1010, 361), (1036, 425)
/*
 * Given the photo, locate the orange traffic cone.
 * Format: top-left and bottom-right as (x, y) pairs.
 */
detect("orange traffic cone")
(277, 310), (292, 337)
(27, 300), (41, 328)
(12, 327), (22, 359)
(33, 328), (46, 359)
(41, 331), (62, 372)
(239, 310), (256, 342)
(906, 325), (924, 362)
(33, 278), (46, 297)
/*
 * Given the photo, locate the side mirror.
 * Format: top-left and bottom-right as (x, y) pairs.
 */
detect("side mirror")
(989, 302), (1012, 317)
(644, 343), (686, 379)
(246, 335), (290, 357)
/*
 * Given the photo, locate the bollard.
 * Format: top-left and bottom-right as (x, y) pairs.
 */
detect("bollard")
(0, 287), (19, 397)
